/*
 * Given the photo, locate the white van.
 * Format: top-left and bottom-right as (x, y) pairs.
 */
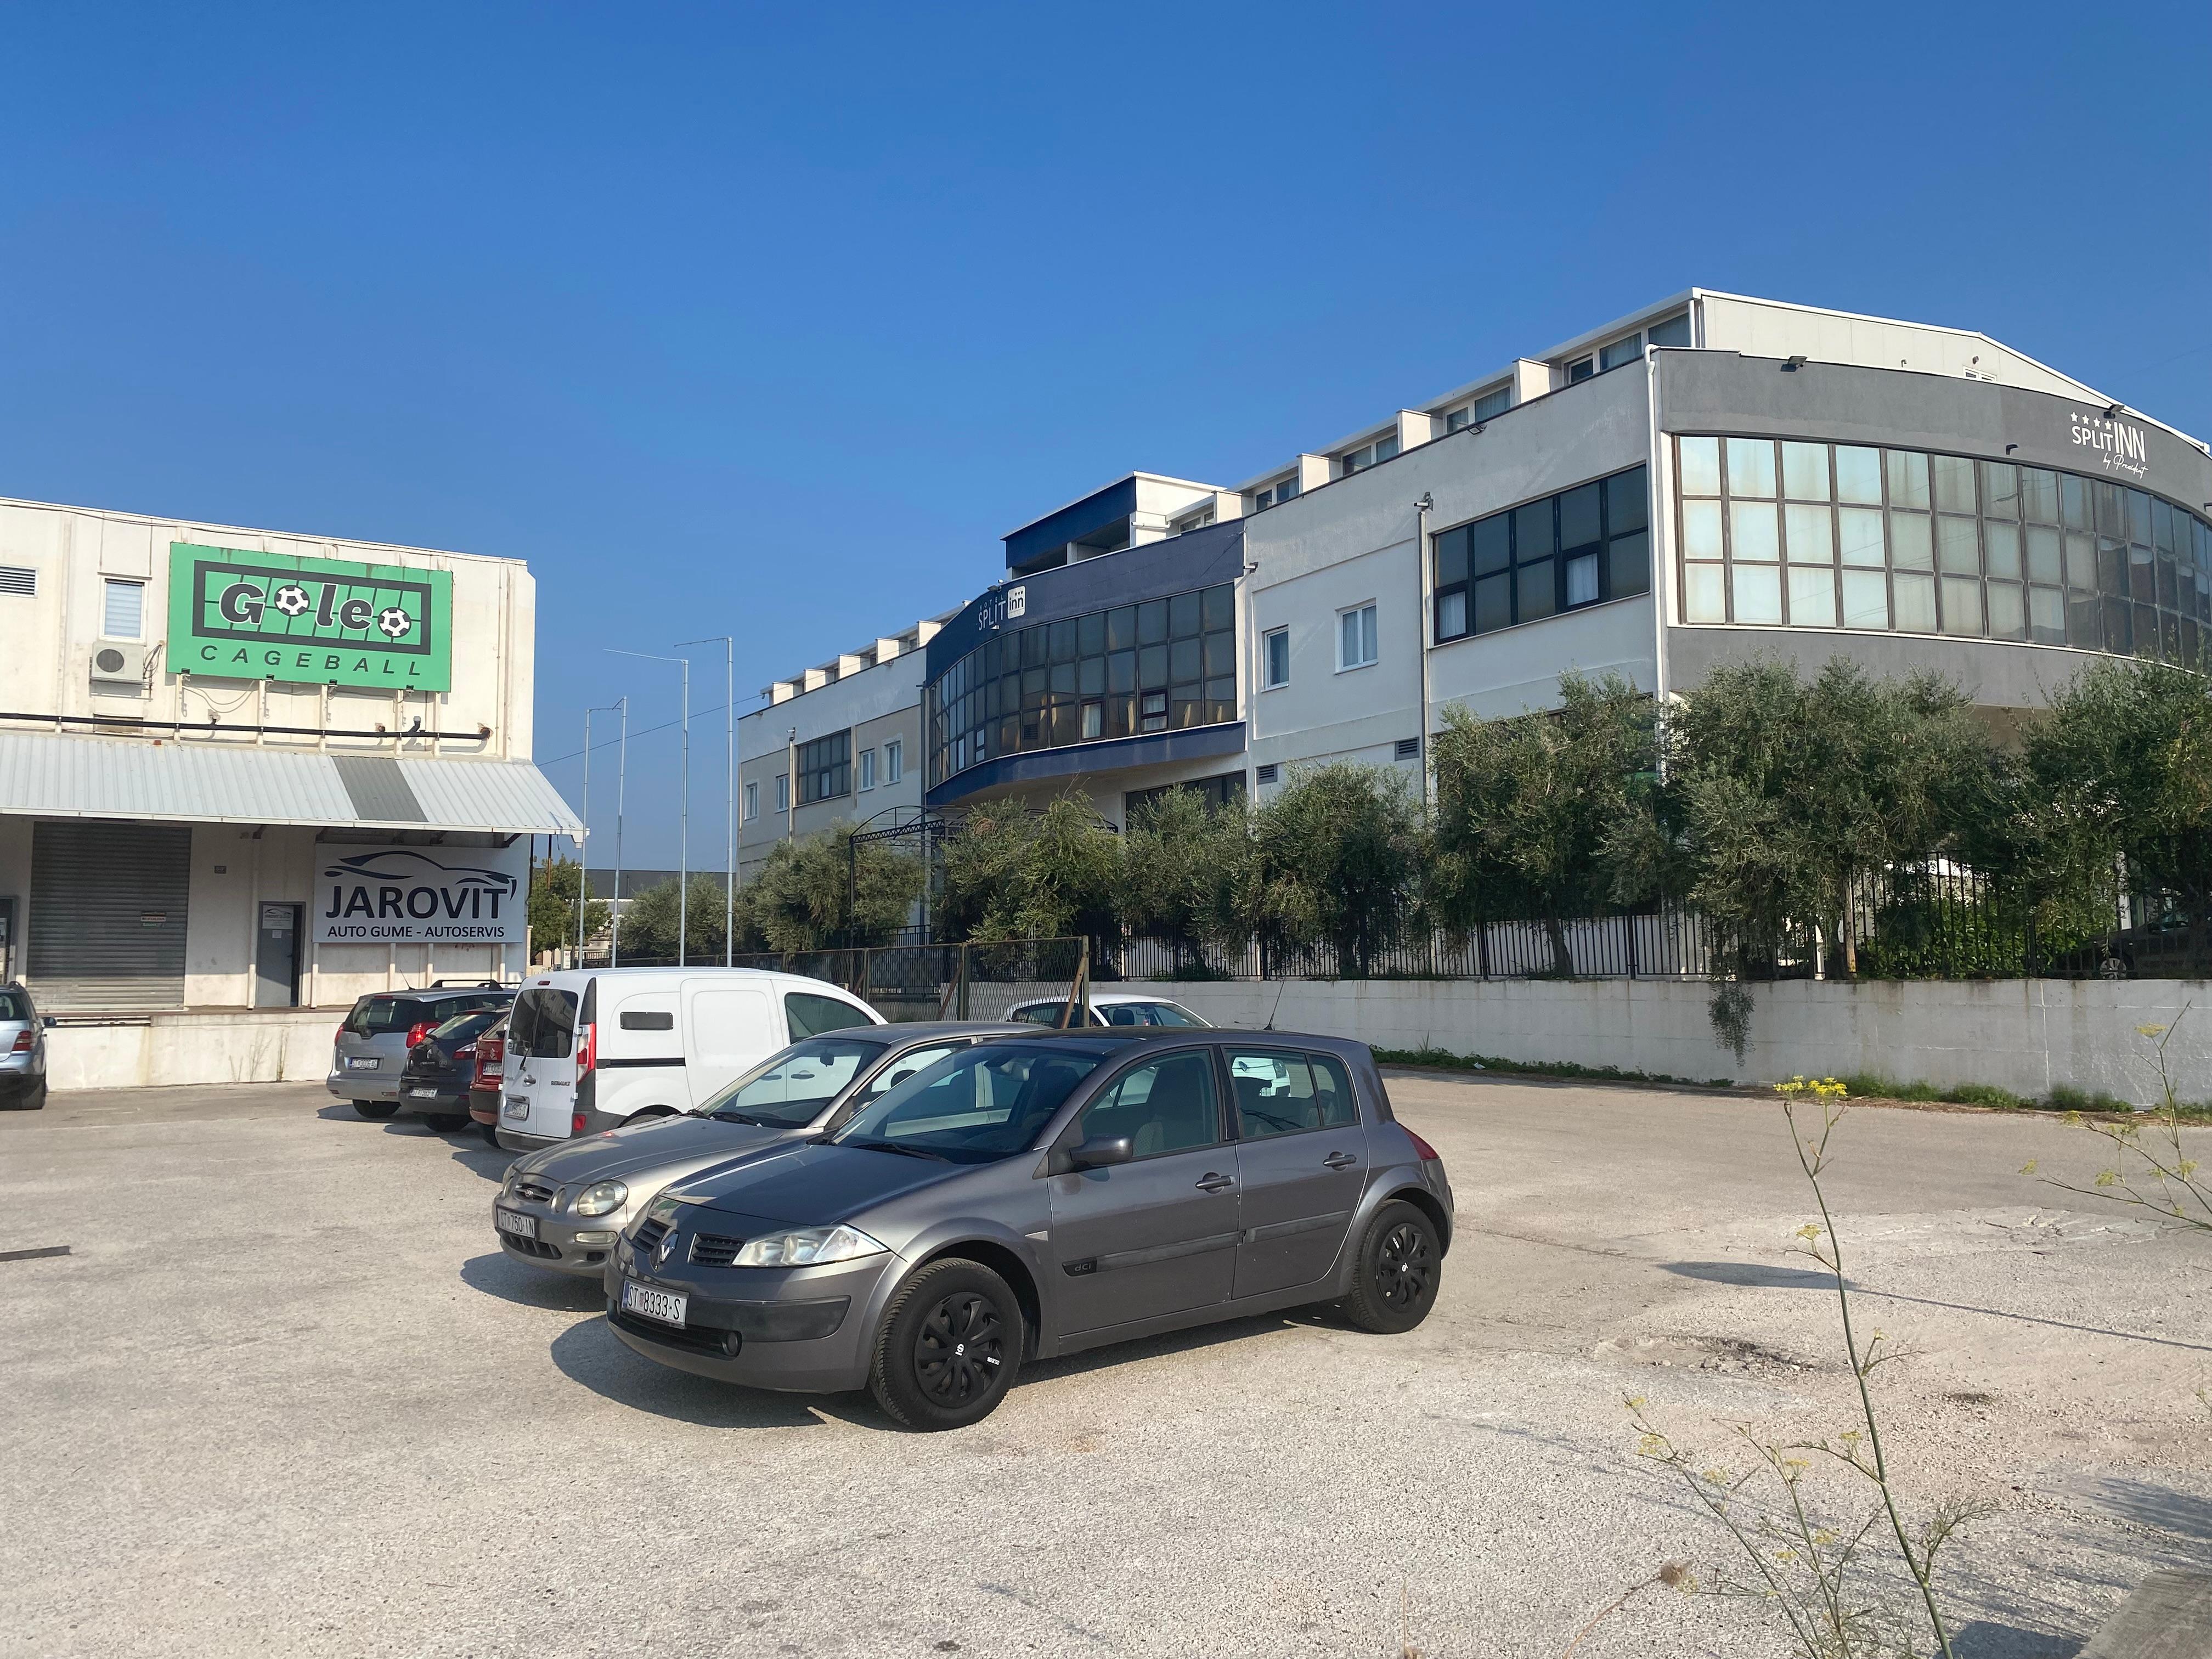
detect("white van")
(495, 967), (882, 1152)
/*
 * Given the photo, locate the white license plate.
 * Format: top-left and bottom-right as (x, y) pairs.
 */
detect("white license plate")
(494, 1207), (538, 1240)
(621, 1280), (687, 1328)
(409, 1087), (441, 1098)
(346, 1057), (380, 1070)
(503, 1096), (528, 1119)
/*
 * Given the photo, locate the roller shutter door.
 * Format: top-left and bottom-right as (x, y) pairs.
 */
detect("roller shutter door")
(28, 820), (191, 1010)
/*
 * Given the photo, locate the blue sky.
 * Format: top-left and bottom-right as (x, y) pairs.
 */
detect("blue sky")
(4, 2), (2207, 865)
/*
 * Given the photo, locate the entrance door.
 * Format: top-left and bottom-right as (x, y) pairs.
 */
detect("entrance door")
(254, 904), (301, 1008)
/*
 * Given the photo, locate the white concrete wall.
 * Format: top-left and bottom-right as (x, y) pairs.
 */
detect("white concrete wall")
(1120, 976), (2212, 1107)
(1697, 294), (2103, 404)
(46, 1008), (341, 1090)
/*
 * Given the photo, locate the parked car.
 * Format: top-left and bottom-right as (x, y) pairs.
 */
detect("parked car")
(2049, 904), (2212, 980)
(0, 983), (49, 1110)
(606, 1028), (1451, 1430)
(467, 1015), (508, 1146)
(493, 1022), (1030, 1277)
(1007, 991), (1210, 1029)
(397, 1007), (511, 1133)
(496, 967), (883, 1153)
(327, 983), (516, 1118)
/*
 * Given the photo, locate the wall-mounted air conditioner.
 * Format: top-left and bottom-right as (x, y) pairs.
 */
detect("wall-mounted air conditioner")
(89, 641), (154, 684)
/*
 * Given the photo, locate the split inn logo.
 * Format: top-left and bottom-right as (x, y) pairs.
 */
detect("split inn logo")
(320, 849), (517, 941)
(976, 584), (1028, 631)
(2070, 409), (2150, 480)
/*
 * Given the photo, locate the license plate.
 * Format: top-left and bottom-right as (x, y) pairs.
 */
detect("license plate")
(346, 1057), (380, 1070)
(621, 1280), (687, 1328)
(494, 1207), (538, 1240)
(409, 1087), (441, 1098)
(503, 1096), (527, 1120)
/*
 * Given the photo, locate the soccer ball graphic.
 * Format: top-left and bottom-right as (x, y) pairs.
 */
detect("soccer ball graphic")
(376, 607), (413, 640)
(272, 584), (311, 617)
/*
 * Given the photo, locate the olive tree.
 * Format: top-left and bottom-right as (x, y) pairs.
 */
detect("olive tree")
(1252, 763), (1424, 977)
(527, 856), (609, 961)
(747, 821), (924, 951)
(1118, 787), (1257, 970)
(935, 793), (1122, 943)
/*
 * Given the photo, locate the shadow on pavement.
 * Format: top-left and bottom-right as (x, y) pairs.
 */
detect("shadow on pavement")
(2045, 1474), (2212, 1543)
(1022, 1307), (1323, 1387)
(1950, 1622), (2082, 1659)
(460, 1249), (605, 1312)
(1660, 1259), (1851, 1291)
(548, 1318), (836, 1430)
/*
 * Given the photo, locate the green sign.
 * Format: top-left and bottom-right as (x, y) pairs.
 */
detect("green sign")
(167, 544), (453, 691)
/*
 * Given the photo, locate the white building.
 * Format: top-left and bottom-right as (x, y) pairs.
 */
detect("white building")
(0, 495), (578, 1022)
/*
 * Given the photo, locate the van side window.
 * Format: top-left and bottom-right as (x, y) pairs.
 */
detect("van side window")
(786, 991), (869, 1040)
(620, 1010), (675, 1031)
(509, 988), (578, 1059)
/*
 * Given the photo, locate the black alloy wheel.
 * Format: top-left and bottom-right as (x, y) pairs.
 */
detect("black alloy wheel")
(1341, 1199), (1442, 1334)
(868, 1259), (1023, 1431)
(352, 1099), (398, 1120)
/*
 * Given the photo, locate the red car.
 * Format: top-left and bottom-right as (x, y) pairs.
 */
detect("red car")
(466, 1014), (509, 1147)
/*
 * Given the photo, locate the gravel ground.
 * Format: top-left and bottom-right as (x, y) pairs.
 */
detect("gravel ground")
(2, 1071), (2207, 1658)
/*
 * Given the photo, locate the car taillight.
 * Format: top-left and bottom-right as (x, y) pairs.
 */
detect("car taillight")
(1404, 1128), (1441, 1162)
(335, 1025), (347, 1046)
(456, 1043), (477, 1059)
(575, 1023), (596, 1076)
(571, 1111), (588, 1135)
(407, 1022), (432, 1048)
(9, 1030), (32, 1053)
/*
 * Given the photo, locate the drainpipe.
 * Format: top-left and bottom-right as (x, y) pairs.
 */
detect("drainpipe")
(1415, 492), (1435, 816)
(1645, 346), (1669, 721)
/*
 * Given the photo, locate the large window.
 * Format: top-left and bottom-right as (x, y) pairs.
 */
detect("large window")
(103, 579), (144, 640)
(1433, 464), (1651, 643)
(796, 731), (851, 804)
(1674, 435), (2212, 664)
(928, 582), (1237, 787)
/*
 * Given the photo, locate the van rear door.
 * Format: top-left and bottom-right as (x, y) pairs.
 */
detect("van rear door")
(504, 984), (580, 1140)
(681, 981), (775, 1105)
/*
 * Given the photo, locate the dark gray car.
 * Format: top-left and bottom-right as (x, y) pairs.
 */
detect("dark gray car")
(328, 984), (515, 1116)
(495, 1023), (1030, 1278)
(605, 1029), (1453, 1430)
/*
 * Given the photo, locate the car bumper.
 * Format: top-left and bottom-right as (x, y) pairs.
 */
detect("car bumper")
(493, 1203), (629, 1278)
(602, 1239), (896, 1395)
(327, 1071), (399, 1103)
(495, 1127), (566, 1153)
(397, 1084), (471, 1116)
(468, 1087), (502, 1127)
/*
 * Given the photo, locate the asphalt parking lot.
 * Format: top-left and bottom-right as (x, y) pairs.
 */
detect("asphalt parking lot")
(3, 1073), (2208, 1659)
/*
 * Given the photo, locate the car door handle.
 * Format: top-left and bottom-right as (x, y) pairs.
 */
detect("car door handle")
(1322, 1152), (1358, 1169)
(1195, 1173), (1235, 1193)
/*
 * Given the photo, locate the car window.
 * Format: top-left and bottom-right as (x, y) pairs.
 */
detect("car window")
(507, 988), (578, 1058)
(1098, 1003), (1148, 1027)
(345, 996), (430, 1036)
(1144, 1002), (1204, 1028)
(431, 1009), (503, 1044)
(785, 990), (870, 1040)
(1224, 1047), (1324, 1139)
(829, 1045), (1103, 1163)
(1076, 1049), (1223, 1159)
(1311, 1052), (1358, 1126)
(859, 1042), (965, 1101)
(1007, 1004), (1059, 1026)
(0, 990), (28, 1022)
(703, 1036), (889, 1127)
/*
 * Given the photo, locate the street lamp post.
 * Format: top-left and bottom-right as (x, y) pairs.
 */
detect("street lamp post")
(610, 695), (628, 967)
(678, 635), (736, 964)
(578, 703), (626, 965)
(606, 648), (690, 964)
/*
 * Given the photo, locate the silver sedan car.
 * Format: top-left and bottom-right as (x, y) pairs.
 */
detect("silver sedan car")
(605, 1028), (1453, 1430)
(493, 1022), (1029, 1277)
(0, 983), (48, 1110)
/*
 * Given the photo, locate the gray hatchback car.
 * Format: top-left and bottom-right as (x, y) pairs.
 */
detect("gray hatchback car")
(494, 1022), (1029, 1277)
(327, 984), (515, 1117)
(606, 1028), (1452, 1430)
(0, 983), (49, 1110)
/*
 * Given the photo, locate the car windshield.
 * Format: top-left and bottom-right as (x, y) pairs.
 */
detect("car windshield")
(431, 1009), (504, 1045)
(826, 1043), (1103, 1164)
(700, 1037), (889, 1128)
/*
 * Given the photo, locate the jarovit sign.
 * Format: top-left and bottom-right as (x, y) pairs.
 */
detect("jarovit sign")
(168, 544), (454, 691)
(314, 847), (525, 945)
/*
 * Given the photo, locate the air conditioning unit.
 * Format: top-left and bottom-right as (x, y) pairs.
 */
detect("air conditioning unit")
(89, 641), (153, 684)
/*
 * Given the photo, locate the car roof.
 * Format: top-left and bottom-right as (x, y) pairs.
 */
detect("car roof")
(1013, 991), (1186, 1007)
(517, 967), (875, 997)
(985, 1026), (1371, 1056)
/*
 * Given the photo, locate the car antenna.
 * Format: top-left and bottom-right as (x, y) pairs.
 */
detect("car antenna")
(1262, 981), (1288, 1031)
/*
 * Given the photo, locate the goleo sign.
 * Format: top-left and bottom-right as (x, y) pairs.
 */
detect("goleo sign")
(168, 543), (454, 691)
(314, 845), (527, 946)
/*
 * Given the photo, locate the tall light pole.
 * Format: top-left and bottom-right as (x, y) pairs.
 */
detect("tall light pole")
(578, 703), (624, 965)
(679, 635), (735, 964)
(610, 696), (628, 967)
(607, 648), (690, 964)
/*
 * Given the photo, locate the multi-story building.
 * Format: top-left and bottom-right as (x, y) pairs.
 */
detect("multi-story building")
(751, 289), (2212, 842)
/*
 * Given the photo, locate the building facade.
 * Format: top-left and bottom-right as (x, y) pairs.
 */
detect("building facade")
(0, 497), (577, 1010)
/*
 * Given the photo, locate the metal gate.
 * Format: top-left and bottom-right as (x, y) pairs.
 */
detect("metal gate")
(29, 820), (192, 1010)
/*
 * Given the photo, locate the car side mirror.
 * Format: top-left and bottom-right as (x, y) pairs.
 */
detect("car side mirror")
(1068, 1134), (1133, 1171)
(41, 1016), (55, 1029)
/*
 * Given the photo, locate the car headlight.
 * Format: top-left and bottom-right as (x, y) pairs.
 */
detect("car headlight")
(573, 1180), (629, 1218)
(732, 1224), (887, 1268)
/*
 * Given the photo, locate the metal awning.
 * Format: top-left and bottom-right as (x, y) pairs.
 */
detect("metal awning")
(0, 729), (581, 837)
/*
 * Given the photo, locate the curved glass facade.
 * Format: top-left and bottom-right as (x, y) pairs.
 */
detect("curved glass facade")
(1674, 435), (2212, 662)
(927, 582), (1237, 788)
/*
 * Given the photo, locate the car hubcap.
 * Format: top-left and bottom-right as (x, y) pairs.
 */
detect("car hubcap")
(1378, 1222), (1433, 1308)
(915, 1291), (1005, 1404)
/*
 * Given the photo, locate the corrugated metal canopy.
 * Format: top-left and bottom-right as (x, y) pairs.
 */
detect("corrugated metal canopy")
(0, 729), (581, 836)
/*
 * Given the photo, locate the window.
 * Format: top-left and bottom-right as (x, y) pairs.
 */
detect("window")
(883, 738), (903, 783)
(1672, 434), (2212, 660)
(1446, 385), (1510, 432)
(857, 748), (876, 792)
(742, 781), (758, 822)
(102, 579), (144, 640)
(1252, 475), (1300, 511)
(1599, 333), (1644, 372)
(1263, 627), (1289, 688)
(1073, 1050), (1222, 1159)
(796, 731), (851, 804)
(1172, 507), (1216, 534)
(828, 1045), (1104, 1163)
(927, 581), (1237, 786)
(1647, 313), (1691, 349)
(1226, 1048), (1327, 1137)
(1340, 435), (1400, 476)
(774, 774), (789, 814)
(1567, 358), (1594, 383)
(785, 990), (868, 1041)
(1126, 772), (1245, 820)
(1338, 603), (1378, 670)
(1432, 464), (1650, 642)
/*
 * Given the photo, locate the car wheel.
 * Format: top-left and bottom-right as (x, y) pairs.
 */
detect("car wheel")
(352, 1099), (398, 1120)
(477, 1120), (501, 1147)
(1340, 1199), (1442, 1335)
(868, 1259), (1024, 1431)
(2097, 955), (2131, 981)
(423, 1112), (468, 1133)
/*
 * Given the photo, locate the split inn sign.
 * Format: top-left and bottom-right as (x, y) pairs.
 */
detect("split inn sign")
(168, 544), (455, 692)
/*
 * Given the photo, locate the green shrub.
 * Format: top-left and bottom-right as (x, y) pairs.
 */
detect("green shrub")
(1942, 1082), (2029, 1109)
